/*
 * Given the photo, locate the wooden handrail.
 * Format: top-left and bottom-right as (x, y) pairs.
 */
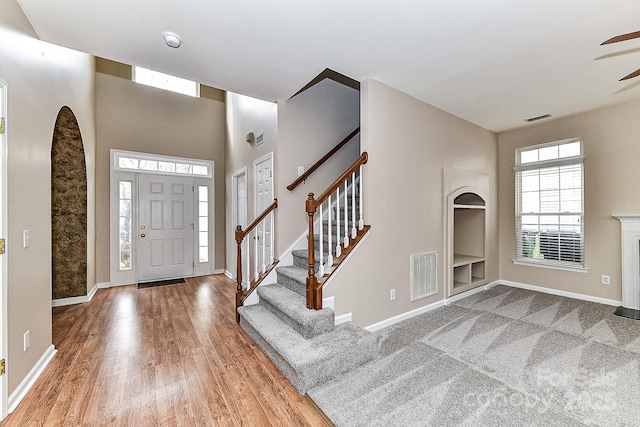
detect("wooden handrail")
(235, 199), (278, 322)
(235, 199), (278, 241)
(308, 152), (368, 211)
(304, 152), (369, 309)
(286, 127), (360, 191)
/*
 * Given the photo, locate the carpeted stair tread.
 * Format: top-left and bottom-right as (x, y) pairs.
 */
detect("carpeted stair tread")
(238, 303), (378, 393)
(275, 265), (308, 296)
(292, 249), (331, 271)
(257, 283), (334, 338)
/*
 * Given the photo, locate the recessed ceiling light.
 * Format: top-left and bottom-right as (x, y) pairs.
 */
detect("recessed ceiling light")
(162, 31), (182, 48)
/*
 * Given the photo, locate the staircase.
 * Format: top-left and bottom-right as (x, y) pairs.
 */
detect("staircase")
(237, 180), (377, 394)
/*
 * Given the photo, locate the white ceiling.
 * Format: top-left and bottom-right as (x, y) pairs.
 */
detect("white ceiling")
(15, 0), (640, 132)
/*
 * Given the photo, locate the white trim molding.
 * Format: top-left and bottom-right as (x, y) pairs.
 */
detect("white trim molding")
(498, 279), (621, 306)
(363, 277), (623, 334)
(51, 284), (98, 307)
(8, 345), (57, 414)
(365, 298), (447, 332)
(613, 214), (640, 310)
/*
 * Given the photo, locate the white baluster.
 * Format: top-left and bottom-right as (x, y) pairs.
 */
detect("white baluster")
(319, 203), (324, 276)
(254, 230), (259, 281)
(358, 165), (364, 230)
(261, 219), (266, 273)
(270, 210), (275, 265)
(351, 171), (357, 239)
(335, 186), (342, 258)
(326, 195), (333, 269)
(343, 179), (349, 248)
(245, 239), (250, 290)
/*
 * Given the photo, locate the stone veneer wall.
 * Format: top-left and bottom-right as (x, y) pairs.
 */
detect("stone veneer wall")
(51, 106), (87, 299)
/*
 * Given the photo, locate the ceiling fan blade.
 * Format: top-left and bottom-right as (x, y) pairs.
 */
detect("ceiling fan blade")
(620, 68), (640, 81)
(602, 31), (640, 45)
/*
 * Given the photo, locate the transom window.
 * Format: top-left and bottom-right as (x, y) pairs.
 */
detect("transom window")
(514, 138), (585, 270)
(114, 150), (211, 178)
(133, 66), (200, 98)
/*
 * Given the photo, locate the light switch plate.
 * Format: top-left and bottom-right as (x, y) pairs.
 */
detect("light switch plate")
(23, 230), (29, 248)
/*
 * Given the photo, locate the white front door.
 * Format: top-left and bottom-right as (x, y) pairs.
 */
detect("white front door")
(137, 174), (194, 282)
(254, 154), (273, 276)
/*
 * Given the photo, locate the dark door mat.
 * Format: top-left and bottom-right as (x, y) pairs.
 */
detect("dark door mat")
(614, 306), (640, 320)
(137, 278), (185, 289)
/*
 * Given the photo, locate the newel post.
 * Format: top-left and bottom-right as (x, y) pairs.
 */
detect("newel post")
(305, 193), (320, 309)
(235, 225), (244, 323)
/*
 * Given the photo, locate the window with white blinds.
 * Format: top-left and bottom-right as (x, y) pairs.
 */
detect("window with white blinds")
(514, 138), (584, 270)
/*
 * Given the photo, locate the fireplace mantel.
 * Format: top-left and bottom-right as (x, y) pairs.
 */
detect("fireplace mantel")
(613, 214), (640, 312)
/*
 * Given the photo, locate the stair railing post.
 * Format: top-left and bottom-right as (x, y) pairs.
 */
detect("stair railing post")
(343, 180), (349, 248)
(326, 195), (333, 268)
(351, 171), (357, 239)
(254, 228), (259, 281)
(306, 193), (320, 309)
(261, 218), (266, 273)
(358, 165), (364, 230)
(270, 210), (275, 265)
(235, 225), (244, 323)
(335, 186), (341, 258)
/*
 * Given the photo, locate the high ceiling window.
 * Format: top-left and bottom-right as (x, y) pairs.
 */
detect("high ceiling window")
(133, 66), (200, 98)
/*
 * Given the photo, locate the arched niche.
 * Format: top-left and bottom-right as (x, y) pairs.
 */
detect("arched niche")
(446, 186), (488, 297)
(51, 106), (87, 299)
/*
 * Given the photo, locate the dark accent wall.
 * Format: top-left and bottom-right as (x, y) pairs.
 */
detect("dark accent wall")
(51, 106), (88, 299)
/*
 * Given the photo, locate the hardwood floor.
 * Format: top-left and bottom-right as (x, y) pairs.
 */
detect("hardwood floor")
(1, 275), (331, 426)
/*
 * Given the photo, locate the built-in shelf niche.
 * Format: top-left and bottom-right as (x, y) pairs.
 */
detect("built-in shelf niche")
(449, 191), (487, 295)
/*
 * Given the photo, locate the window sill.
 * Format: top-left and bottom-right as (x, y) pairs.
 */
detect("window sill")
(512, 259), (589, 273)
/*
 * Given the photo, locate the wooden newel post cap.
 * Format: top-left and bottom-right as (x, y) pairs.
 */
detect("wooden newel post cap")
(306, 193), (316, 213)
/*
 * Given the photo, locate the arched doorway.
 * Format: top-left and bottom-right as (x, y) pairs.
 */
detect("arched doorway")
(51, 106), (87, 299)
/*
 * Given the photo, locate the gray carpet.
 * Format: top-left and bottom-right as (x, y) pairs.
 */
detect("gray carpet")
(308, 285), (640, 426)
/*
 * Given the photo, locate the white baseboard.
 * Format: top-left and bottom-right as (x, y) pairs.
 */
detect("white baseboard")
(364, 281), (498, 332)
(8, 345), (57, 414)
(444, 281), (499, 306)
(323, 296), (335, 310)
(365, 298), (447, 332)
(498, 279), (622, 306)
(97, 281), (111, 289)
(335, 312), (352, 325)
(362, 277), (623, 334)
(51, 283), (99, 307)
(213, 269), (225, 275)
(223, 270), (233, 279)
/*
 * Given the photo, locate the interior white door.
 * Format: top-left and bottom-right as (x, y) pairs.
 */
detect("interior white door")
(137, 174), (194, 282)
(254, 154), (273, 275)
(0, 78), (7, 420)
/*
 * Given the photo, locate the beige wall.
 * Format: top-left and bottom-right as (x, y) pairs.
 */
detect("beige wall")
(0, 0), (97, 393)
(95, 65), (226, 284)
(224, 92), (278, 274)
(498, 99), (640, 301)
(276, 79), (360, 253)
(326, 79), (499, 327)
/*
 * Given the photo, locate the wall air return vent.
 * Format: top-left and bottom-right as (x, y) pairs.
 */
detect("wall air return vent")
(410, 252), (437, 301)
(524, 114), (552, 123)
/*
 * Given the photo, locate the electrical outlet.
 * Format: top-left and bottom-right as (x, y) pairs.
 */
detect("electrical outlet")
(23, 330), (30, 352)
(390, 288), (396, 301)
(297, 166), (305, 177)
(601, 275), (611, 285)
